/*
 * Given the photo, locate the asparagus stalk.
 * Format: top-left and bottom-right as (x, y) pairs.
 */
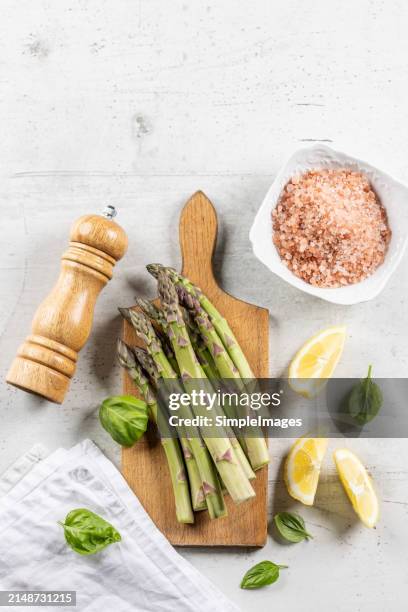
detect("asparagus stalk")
(157, 269), (255, 504)
(119, 308), (226, 518)
(116, 339), (194, 523)
(195, 342), (219, 380)
(133, 347), (206, 511)
(182, 308), (218, 379)
(135, 299), (179, 374)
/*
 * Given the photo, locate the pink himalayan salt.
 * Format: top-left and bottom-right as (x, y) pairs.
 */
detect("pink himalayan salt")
(272, 168), (391, 288)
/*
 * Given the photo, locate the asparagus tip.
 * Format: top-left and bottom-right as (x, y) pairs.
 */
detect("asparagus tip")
(157, 268), (179, 307)
(118, 306), (132, 323)
(135, 297), (151, 310)
(146, 263), (164, 279)
(133, 346), (160, 381)
(132, 345), (148, 360)
(135, 298), (162, 322)
(116, 338), (136, 369)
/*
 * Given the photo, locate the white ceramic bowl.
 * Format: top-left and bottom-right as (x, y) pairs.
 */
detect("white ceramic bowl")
(249, 145), (408, 305)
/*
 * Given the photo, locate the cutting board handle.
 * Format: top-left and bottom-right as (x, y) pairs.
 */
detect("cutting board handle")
(179, 191), (219, 293)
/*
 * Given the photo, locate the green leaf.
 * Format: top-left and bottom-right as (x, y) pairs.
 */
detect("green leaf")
(58, 509), (121, 556)
(240, 561), (287, 590)
(274, 511), (313, 543)
(99, 395), (148, 447)
(348, 365), (383, 426)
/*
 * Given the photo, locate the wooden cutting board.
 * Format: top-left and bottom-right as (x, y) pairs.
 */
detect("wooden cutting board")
(122, 191), (269, 546)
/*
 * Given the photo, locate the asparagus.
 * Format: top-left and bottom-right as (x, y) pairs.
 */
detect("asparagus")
(181, 308), (215, 375)
(189, 356), (256, 482)
(135, 304), (256, 481)
(195, 343), (219, 380)
(135, 298), (167, 328)
(147, 264), (269, 471)
(157, 269), (255, 503)
(178, 284), (243, 382)
(135, 299), (179, 374)
(183, 317), (253, 477)
(119, 308), (226, 518)
(137, 298), (213, 377)
(176, 284), (270, 471)
(116, 339), (194, 523)
(181, 313), (256, 481)
(133, 347), (206, 511)
(156, 329), (180, 375)
(147, 264), (254, 377)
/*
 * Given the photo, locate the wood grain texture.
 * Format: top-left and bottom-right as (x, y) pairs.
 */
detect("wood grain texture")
(6, 214), (128, 403)
(122, 191), (269, 546)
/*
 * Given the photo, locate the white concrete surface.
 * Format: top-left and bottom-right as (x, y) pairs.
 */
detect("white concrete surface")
(1, 1), (408, 610)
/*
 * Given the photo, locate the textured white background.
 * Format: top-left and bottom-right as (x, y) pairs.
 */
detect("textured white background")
(1, 1), (408, 610)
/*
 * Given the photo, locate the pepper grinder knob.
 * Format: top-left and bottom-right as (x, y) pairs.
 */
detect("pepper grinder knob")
(6, 209), (128, 403)
(102, 204), (117, 219)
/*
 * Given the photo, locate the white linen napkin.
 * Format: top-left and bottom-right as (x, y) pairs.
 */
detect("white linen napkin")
(0, 443), (48, 496)
(0, 439), (239, 612)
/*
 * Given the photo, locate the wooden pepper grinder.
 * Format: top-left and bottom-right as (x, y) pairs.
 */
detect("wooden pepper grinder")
(6, 206), (128, 404)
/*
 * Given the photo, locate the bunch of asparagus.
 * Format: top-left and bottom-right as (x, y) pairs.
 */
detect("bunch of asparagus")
(117, 265), (269, 523)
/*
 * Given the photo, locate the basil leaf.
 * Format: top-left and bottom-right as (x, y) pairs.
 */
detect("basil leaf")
(99, 395), (148, 447)
(58, 509), (121, 556)
(348, 365), (383, 426)
(240, 561), (287, 590)
(274, 511), (313, 543)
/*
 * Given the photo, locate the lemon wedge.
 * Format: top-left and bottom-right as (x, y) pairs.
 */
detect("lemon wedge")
(288, 326), (346, 398)
(333, 448), (379, 528)
(284, 436), (328, 505)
